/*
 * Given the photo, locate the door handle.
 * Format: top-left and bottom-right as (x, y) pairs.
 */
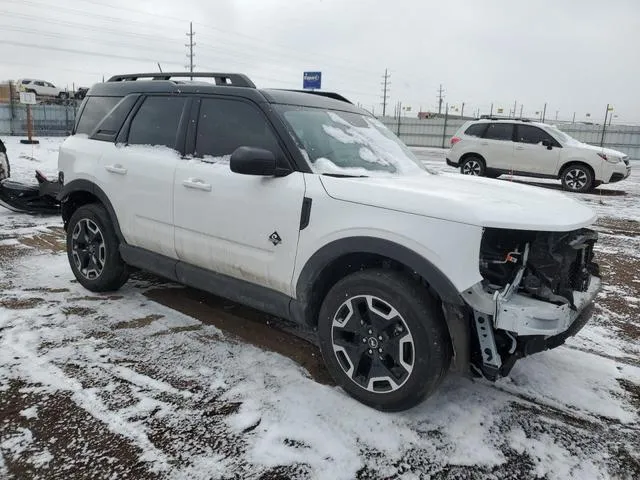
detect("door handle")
(515, 146), (525, 150)
(481, 142), (489, 146)
(105, 164), (127, 175)
(182, 178), (212, 192)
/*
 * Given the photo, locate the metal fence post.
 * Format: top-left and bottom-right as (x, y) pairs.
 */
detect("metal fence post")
(9, 82), (15, 135)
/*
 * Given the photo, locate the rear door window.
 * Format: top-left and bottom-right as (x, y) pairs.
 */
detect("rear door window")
(75, 96), (122, 135)
(483, 123), (514, 141)
(127, 96), (187, 149)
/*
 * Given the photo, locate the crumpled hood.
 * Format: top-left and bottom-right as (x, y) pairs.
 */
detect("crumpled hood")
(320, 172), (597, 231)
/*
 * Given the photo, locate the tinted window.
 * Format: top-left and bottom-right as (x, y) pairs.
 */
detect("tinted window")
(516, 125), (557, 145)
(128, 96), (187, 149)
(75, 96), (122, 135)
(21, 80), (31, 85)
(35, 81), (45, 86)
(484, 123), (513, 141)
(195, 98), (282, 160)
(465, 123), (487, 137)
(91, 95), (138, 140)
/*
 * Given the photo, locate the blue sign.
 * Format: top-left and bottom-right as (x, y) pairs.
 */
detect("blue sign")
(303, 71), (322, 89)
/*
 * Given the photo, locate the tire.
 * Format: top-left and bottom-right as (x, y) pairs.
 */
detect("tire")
(460, 155), (485, 176)
(66, 203), (129, 292)
(0, 152), (9, 180)
(318, 269), (452, 412)
(560, 164), (594, 193)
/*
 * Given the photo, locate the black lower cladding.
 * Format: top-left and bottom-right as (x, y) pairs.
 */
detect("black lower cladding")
(479, 227), (599, 307)
(609, 172), (625, 183)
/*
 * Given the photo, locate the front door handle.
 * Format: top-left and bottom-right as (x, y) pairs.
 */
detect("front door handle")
(182, 178), (212, 192)
(105, 164), (127, 175)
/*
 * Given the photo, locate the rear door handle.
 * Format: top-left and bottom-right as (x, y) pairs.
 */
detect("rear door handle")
(105, 164), (127, 175)
(182, 178), (212, 192)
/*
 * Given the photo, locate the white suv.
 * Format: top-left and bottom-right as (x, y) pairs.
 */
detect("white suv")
(17, 78), (69, 99)
(446, 118), (631, 192)
(56, 72), (602, 411)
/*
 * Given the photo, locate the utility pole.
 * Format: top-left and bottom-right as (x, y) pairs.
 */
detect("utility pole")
(437, 84), (445, 115)
(185, 21), (196, 80)
(519, 105), (523, 118)
(555, 110), (559, 121)
(542, 103), (547, 122)
(572, 112), (576, 123)
(380, 68), (391, 117)
(460, 102), (465, 118)
(513, 100), (517, 118)
(600, 104), (610, 147)
(490, 103), (494, 117)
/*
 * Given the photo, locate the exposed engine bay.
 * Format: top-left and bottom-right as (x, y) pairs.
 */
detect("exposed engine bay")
(479, 227), (599, 309)
(464, 226), (601, 381)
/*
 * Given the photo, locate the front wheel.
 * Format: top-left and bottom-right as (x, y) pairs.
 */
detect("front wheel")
(318, 269), (451, 412)
(460, 156), (485, 176)
(66, 204), (129, 292)
(0, 152), (9, 180)
(561, 164), (594, 193)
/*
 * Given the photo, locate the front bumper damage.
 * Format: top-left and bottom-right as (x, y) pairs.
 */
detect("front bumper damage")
(460, 227), (601, 380)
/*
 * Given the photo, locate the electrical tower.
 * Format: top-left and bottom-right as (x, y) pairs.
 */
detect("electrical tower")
(381, 68), (391, 117)
(185, 22), (196, 80)
(437, 84), (445, 115)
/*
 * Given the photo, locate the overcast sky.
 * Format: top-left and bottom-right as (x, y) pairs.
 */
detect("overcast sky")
(2, 0), (638, 123)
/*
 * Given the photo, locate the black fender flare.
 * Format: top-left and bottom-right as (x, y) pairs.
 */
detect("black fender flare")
(58, 179), (124, 242)
(291, 236), (465, 325)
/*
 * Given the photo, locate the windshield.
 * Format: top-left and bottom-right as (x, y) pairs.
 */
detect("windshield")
(276, 105), (430, 177)
(547, 126), (583, 146)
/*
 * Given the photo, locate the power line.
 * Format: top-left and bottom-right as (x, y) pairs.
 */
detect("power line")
(381, 68), (391, 117)
(185, 22), (195, 80)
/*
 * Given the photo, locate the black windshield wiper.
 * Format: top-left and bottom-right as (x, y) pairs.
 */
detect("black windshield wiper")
(321, 173), (368, 178)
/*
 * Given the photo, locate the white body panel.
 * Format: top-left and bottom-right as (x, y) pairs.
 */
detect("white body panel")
(58, 137), (178, 258)
(292, 174), (485, 295)
(173, 157), (306, 296)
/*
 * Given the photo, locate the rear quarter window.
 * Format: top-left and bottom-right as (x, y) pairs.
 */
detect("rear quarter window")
(464, 123), (488, 137)
(75, 96), (123, 135)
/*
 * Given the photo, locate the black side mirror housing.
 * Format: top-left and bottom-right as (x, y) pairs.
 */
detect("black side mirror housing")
(541, 140), (553, 150)
(230, 146), (281, 176)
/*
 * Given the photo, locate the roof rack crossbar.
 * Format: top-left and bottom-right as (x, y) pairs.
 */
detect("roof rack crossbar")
(107, 72), (256, 88)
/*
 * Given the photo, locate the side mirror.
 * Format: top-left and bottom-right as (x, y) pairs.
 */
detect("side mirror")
(541, 140), (553, 150)
(230, 146), (277, 176)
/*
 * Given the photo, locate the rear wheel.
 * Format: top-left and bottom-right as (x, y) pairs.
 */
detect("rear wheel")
(460, 156), (485, 176)
(318, 269), (451, 412)
(0, 151), (9, 180)
(561, 164), (594, 193)
(66, 204), (129, 292)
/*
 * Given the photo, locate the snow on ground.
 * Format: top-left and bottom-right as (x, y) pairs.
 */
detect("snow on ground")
(0, 137), (639, 479)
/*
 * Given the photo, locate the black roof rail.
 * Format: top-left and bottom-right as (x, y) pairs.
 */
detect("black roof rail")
(477, 115), (533, 122)
(279, 89), (353, 104)
(107, 72), (256, 88)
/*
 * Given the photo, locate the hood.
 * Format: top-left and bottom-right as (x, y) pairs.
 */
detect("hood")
(320, 172), (597, 231)
(575, 142), (627, 159)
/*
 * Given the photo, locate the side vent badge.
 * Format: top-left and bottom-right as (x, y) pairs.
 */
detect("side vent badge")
(269, 232), (282, 246)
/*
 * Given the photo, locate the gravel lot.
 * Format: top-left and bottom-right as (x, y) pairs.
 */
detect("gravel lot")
(0, 138), (638, 479)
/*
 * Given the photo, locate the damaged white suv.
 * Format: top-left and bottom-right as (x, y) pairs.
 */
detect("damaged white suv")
(57, 72), (601, 412)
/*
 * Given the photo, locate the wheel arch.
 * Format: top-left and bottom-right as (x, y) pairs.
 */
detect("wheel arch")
(291, 237), (465, 329)
(58, 179), (124, 242)
(558, 160), (595, 181)
(459, 152), (486, 166)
